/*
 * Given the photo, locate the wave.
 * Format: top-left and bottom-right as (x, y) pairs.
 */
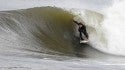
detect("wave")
(0, 7), (93, 58)
(0, 0), (125, 56)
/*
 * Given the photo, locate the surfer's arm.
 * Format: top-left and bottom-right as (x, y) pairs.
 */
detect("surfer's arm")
(73, 20), (79, 25)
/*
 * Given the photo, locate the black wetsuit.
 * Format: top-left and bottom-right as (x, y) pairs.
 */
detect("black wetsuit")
(73, 21), (88, 40)
(78, 25), (88, 40)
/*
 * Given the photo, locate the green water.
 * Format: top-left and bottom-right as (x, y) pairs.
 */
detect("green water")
(0, 7), (90, 57)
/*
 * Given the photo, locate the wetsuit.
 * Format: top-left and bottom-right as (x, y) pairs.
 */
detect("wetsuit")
(73, 21), (88, 40)
(78, 25), (88, 40)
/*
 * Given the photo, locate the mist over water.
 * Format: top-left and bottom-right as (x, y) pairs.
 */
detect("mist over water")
(70, 0), (125, 56)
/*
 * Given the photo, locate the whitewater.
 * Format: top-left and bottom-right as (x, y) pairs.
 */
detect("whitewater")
(0, 0), (125, 70)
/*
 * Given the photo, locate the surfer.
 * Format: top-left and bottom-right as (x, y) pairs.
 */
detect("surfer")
(73, 20), (89, 43)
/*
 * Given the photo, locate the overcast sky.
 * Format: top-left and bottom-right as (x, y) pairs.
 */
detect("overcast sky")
(0, 0), (113, 11)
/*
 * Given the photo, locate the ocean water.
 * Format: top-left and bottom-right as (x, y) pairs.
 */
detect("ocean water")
(0, 0), (125, 70)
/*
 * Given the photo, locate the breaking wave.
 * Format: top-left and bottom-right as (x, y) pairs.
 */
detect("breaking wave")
(1, 1), (125, 57)
(0, 7), (93, 58)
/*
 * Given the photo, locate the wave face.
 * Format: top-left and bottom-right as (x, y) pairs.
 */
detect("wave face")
(0, 7), (93, 57)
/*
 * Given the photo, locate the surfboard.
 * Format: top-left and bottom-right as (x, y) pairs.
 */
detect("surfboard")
(80, 33), (89, 43)
(80, 40), (89, 43)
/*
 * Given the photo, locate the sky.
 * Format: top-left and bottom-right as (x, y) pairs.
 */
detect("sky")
(0, 0), (113, 11)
